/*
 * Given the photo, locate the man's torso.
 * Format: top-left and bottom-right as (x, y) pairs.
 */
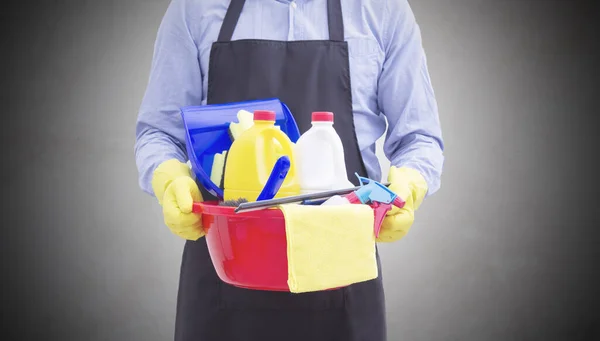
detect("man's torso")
(185, 0), (391, 179)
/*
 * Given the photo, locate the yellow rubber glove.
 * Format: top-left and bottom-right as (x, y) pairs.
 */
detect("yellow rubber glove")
(151, 159), (204, 241)
(377, 166), (428, 243)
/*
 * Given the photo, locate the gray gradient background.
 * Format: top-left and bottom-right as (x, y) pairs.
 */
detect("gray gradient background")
(2, 1), (599, 340)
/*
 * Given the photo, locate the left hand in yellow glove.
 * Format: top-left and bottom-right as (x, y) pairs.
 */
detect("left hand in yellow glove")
(151, 159), (205, 241)
(377, 166), (429, 243)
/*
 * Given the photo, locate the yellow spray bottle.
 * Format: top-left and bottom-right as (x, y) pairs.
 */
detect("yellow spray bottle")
(224, 110), (300, 202)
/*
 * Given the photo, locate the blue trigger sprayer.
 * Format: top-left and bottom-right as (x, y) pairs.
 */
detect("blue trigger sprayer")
(341, 174), (406, 237)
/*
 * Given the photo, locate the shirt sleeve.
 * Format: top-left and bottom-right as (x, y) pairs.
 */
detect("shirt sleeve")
(134, 0), (202, 196)
(378, 0), (445, 196)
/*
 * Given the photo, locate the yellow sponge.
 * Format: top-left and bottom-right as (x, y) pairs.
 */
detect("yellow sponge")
(228, 110), (254, 141)
(210, 151), (227, 188)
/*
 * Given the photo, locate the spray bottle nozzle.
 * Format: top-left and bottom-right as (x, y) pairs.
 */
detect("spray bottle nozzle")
(352, 173), (398, 205)
(348, 173), (406, 238)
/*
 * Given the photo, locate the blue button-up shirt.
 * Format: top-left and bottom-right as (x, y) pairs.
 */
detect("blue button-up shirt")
(135, 0), (444, 197)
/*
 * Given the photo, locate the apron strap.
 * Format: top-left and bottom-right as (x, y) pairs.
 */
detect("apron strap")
(327, 0), (345, 41)
(218, 0), (246, 42)
(218, 0), (345, 42)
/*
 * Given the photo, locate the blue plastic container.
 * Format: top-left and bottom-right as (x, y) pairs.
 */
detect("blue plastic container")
(181, 98), (301, 199)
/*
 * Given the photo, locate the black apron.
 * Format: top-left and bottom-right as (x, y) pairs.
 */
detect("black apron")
(175, 0), (386, 340)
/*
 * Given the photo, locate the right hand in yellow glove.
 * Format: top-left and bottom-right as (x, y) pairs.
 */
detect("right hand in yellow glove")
(151, 159), (205, 241)
(377, 166), (429, 243)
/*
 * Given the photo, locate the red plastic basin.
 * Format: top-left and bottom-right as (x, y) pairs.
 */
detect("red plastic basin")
(193, 201), (290, 291)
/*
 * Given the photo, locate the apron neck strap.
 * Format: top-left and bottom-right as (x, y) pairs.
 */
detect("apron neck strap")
(218, 0), (345, 42)
(327, 0), (344, 41)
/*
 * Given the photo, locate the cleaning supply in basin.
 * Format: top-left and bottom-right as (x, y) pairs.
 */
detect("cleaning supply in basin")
(233, 181), (391, 213)
(181, 98), (301, 199)
(295, 112), (354, 194)
(210, 111), (256, 190)
(210, 151), (227, 187)
(302, 175), (405, 237)
(218, 198), (249, 207)
(256, 156), (291, 201)
(342, 175), (406, 237)
(278, 203), (378, 293)
(228, 109), (254, 141)
(321, 195), (351, 206)
(224, 110), (300, 202)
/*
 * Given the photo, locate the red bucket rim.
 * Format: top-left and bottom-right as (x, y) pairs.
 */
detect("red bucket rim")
(196, 201), (284, 219)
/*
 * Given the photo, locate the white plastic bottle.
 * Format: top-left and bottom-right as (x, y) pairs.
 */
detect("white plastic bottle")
(295, 112), (354, 194)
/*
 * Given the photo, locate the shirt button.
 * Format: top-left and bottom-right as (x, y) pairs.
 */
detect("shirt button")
(290, 1), (297, 9)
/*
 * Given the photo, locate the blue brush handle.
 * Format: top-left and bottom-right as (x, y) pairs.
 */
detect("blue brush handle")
(257, 156), (291, 201)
